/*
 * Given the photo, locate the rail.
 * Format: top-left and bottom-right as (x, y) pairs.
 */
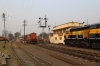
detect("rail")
(20, 46), (55, 66)
(10, 42), (24, 66)
(12, 42), (55, 66)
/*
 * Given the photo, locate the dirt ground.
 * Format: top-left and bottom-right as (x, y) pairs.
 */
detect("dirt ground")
(0, 41), (100, 66)
(18, 43), (74, 66)
(21, 44), (100, 66)
(0, 41), (21, 66)
(18, 43), (100, 66)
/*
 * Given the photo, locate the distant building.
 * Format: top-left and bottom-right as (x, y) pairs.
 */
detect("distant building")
(49, 21), (84, 44)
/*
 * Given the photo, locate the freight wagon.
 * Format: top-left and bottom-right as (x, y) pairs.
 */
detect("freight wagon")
(0, 36), (9, 42)
(0, 36), (4, 41)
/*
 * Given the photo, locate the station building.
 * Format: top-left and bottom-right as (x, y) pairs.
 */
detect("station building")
(49, 21), (84, 45)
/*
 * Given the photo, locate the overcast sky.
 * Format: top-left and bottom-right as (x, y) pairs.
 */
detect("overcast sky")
(0, 0), (100, 35)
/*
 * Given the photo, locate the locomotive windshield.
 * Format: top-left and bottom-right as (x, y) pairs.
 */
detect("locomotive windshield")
(89, 25), (97, 29)
(89, 34), (96, 38)
(97, 24), (100, 28)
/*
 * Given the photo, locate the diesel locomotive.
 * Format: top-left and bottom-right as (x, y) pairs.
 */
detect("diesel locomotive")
(64, 23), (100, 49)
(25, 32), (37, 44)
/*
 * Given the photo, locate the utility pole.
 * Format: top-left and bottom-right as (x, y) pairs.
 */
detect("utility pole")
(87, 19), (88, 25)
(23, 20), (27, 44)
(38, 15), (48, 44)
(2, 13), (6, 44)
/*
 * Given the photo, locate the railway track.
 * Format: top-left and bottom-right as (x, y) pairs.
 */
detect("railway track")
(35, 44), (100, 62)
(20, 46), (55, 66)
(34, 44), (84, 66)
(11, 42), (55, 66)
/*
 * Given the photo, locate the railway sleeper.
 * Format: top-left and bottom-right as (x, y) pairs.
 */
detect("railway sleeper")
(37, 44), (100, 62)
(93, 56), (100, 62)
(86, 55), (98, 61)
(61, 50), (100, 62)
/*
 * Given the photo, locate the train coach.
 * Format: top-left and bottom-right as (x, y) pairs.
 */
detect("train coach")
(64, 23), (100, 49)
(0, 36), (4, 41)
(25, 32), (37, 44)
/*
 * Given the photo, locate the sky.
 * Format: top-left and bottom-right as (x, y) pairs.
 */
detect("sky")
(0, 0), (100, 36)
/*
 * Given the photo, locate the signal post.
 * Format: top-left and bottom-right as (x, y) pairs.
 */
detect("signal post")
(38, 15), (48, 44)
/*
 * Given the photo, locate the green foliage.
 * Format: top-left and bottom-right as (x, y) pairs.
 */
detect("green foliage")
(14, 32), (21, 38)
(38, 32), (48, 38)
(2, 30), (9, 37)
(8, 33), (14, 39)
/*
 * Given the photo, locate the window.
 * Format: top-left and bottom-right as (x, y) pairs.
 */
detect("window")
(97, 34), (100, 38)
(78, 35), (83, 38)
(73, 35), (76, 38)
(56, 31), (58, 34)
(58, 30), (59, 33)
(90, 25), (97, 29)
(89, 34), (96, 38)
(55, 37), (57, 40)
(60, 30), (62, 33)
(97, 24), (100, 28)
(63, 29), (65, 33)
(68, 35), (72, 38)
(66, 31), (68, 34)
(64, 35), (66, 39)
(59, 37), (62, 40)
(54, 31), (55, 34)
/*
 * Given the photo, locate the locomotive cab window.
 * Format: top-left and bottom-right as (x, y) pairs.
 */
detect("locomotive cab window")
(68, 35), (72, 38)
(97, 34), (100, 38)
(78, 35), (83, 38)
(97, 24), (100, 28)
(89, 34), (96, 38)
(90, 25), (97, 29)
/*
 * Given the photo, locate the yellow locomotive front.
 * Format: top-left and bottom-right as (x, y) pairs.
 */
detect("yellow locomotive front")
(64, 25), (91, 47)
(88, 24), (100, 48)
(64, 23), (100, 49)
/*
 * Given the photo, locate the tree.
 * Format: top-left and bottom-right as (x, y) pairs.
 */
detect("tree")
(8, 33), (14, 40)
(14, 32), (21, 38)
(2, 30), (9, 37)
(38, 32), (48, 38)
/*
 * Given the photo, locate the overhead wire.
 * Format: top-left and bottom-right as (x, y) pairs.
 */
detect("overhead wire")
(25, 0), (28, 19)
(25, 0), (36, 27)
(27, 24), (39, 26)
(22, 0), (25, 19)
(29, 0), (35, 17)
(21, 0), (22, 17)
(27, 0), (30, 19)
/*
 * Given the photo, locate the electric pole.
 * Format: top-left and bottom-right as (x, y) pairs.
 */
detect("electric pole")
(87, 19), (88, 25)
(2, 13), (6, 44)
(38, 15), (48, 44)
(23, 20), (27, 44)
